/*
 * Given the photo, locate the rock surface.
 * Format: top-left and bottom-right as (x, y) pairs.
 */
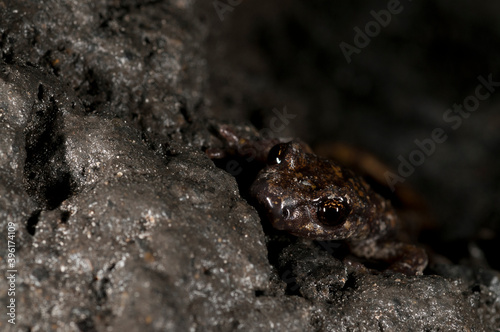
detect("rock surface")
(0, 1), (499, 331)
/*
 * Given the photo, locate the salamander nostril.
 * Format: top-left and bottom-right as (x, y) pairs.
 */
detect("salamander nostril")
(281, 206), (291, 219)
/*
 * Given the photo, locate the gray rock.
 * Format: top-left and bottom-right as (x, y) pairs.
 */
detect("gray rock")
(0, 1), (498, 331)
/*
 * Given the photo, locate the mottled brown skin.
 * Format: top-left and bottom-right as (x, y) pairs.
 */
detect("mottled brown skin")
(207, 127), (427, 275)
(249, 141), (428, 275)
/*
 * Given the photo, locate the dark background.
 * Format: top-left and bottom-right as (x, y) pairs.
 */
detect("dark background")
(206, 0), (500, 267)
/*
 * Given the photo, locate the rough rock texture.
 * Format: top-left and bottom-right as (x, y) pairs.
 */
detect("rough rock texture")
(0, 0), (499, 331)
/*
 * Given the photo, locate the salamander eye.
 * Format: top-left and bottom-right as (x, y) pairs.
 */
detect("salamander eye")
(267, 143), (287, 165)
(317, 198), (351, 227)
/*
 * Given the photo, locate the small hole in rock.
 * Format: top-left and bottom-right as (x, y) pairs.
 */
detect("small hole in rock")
(37, 84), (44, 101)
(76, 317), (96, 332)
(26, 210), (41, 236)
(60, 210), (71, 224)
